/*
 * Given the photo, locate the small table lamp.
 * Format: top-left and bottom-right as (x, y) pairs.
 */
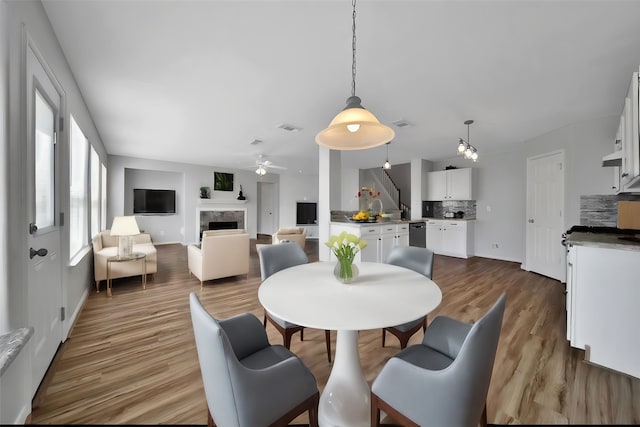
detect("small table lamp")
(110, 215), (140, 258)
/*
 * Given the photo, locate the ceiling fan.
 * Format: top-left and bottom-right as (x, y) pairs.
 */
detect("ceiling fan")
(250, 154), (287, 176)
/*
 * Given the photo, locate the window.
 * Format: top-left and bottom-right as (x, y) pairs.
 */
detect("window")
(101, 163), (107, 232)
(69, 115), (88, 260)
(90, 146), (100, 238)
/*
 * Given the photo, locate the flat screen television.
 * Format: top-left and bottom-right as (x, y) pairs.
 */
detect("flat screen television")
(133, 189), (176, 214)
(296, 202), (317, 225)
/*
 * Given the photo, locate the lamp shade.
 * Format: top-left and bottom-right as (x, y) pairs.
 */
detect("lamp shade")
(315, 96), (395, 150)
(110, 216), (140, 236)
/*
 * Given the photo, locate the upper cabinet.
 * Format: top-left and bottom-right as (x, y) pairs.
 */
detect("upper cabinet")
(604, 69), (639, 192)
(425, 168), (474, 201)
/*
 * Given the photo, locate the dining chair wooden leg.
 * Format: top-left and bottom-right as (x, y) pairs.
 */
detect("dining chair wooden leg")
(207, 408), (216, 427)
(263, 310), (268, 328)
(370, 393), (381, 427)
(325, 330), (332, 363)
(480, 404), (487, 427)
(308, 391), (320, 427)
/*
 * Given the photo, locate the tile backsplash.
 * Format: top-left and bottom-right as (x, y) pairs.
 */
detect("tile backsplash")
(580, 194), (640, 226)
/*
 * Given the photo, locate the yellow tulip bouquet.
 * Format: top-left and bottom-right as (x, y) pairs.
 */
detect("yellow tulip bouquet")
(325, 231), (367, 283)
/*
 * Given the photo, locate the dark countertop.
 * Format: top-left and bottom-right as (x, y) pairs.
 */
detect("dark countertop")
(0, 327), (34, 377)
(565, 232), (640, 251)
(423, 217), (476, 221)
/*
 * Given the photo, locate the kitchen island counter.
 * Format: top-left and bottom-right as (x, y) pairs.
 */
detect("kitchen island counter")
(565, 231), (640, 251)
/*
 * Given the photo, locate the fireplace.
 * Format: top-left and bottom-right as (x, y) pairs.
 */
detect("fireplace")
(196, 205), (247, 241)
(209, 221), (238, 230)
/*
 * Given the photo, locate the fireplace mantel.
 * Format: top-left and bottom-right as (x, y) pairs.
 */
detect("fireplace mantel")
(198, 199), (248, 205)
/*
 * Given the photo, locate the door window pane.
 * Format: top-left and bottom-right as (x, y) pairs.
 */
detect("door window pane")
(34, 90), (55, 229)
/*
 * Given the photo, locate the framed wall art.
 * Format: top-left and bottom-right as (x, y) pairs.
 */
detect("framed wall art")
(214, 172), (234, 191)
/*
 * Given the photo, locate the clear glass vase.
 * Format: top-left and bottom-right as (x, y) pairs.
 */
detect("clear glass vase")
(333, 258), (359, 284)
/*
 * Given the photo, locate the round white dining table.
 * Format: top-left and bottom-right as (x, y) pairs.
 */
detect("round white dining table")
(258, 261), (442, 427)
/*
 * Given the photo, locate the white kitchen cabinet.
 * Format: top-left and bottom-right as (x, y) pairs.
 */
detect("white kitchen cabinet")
(330, 222), (409, 263)
(565, 243), (640, 379)
(606, 70), (639, 192)
(395, 222), (410, 248)
(425, 219), (474, 258)
(425, 168), (473, 201)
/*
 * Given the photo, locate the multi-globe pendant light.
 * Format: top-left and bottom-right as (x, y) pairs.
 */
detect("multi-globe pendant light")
(315, 0), (395, 150)
(457, 119), (479, 162)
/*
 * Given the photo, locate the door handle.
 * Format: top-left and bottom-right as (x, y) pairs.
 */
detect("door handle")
(30, 247), (48, 259)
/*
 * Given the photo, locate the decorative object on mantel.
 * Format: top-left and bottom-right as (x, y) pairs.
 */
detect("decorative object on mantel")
(325, 231), (366, 284)
(315, 0), (394, 151)
(214, 171), (234, 191)
(456, 119), (479, 162)
(237, 185), (246, 200)
(200, 186), (211, 199)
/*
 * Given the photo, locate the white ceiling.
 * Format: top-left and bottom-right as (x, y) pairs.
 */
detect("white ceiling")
(41, 0), (640, 175)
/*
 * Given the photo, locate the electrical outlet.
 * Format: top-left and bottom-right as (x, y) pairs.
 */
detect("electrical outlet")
(491, 243), (499, 249)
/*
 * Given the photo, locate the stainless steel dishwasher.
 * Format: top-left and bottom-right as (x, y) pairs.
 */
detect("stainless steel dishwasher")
(409, 221), (426, 247)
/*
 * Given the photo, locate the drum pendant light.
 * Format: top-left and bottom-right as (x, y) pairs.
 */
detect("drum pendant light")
(315, 0), (395, 150)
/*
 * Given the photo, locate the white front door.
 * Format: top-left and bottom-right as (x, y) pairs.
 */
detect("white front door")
(526, 151), (565, 281)
(258, 182), (276, 235)
(26, 40), (64, 396)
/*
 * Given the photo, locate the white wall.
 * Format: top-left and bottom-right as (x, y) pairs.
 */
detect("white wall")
(0, 0), (9, 336)
(124, 168), (185, 243)
(433, 115), (618, 263)
(109, 155), (281, 243)
(2, 0), (108, 423)
(279, 173), (319, 227)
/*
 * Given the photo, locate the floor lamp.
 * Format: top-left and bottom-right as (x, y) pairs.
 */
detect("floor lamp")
(110, 215), (140, 258)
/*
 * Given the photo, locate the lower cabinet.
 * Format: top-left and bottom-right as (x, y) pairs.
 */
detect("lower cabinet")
(425, 220), (474, 258)
(330, 222), (409, 263)
(565, 244), (640, 379)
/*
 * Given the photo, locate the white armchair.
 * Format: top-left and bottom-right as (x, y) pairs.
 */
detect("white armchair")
(92, 230), (157, 292)
(272, 227), (307, 249)
(188, 229), (250, 288)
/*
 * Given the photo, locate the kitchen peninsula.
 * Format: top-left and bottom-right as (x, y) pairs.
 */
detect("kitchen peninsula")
(330, 220), (410, 263)
(564, 229), (640, 379)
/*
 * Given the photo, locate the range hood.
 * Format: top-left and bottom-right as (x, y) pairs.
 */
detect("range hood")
(602, 150), (622, 167)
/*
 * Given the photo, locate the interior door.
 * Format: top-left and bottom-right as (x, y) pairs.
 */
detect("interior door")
(258, 182), (276, 235)
(526, 151), (565, 281)
(26, 41), (64, 396)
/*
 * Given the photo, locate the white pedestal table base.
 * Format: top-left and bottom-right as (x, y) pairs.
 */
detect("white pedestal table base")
(319, 330), (370, 427)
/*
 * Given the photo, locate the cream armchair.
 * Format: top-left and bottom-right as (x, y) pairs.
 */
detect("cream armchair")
(272, 227), (307, 249)
(92, 230), (158, 292)
(188, 229), (250, 288)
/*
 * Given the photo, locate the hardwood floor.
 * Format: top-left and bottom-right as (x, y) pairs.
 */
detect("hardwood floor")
(29, 238), (640, 425)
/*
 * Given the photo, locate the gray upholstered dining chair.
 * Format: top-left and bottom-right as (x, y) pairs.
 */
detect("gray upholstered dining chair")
(370, 292), (507, 427)
(258, 242), (333, 362)
(189, 292), (319, 427)
(382, 246), (435, 348)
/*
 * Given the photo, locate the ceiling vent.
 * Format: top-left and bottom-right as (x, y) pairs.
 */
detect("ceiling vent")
(391, 119), (412, 128)
(277, 123), (302, 132)
(250, 139), (263, 145)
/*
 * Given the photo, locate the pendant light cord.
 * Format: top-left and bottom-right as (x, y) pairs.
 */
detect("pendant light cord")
(351, 0), (357, 97)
